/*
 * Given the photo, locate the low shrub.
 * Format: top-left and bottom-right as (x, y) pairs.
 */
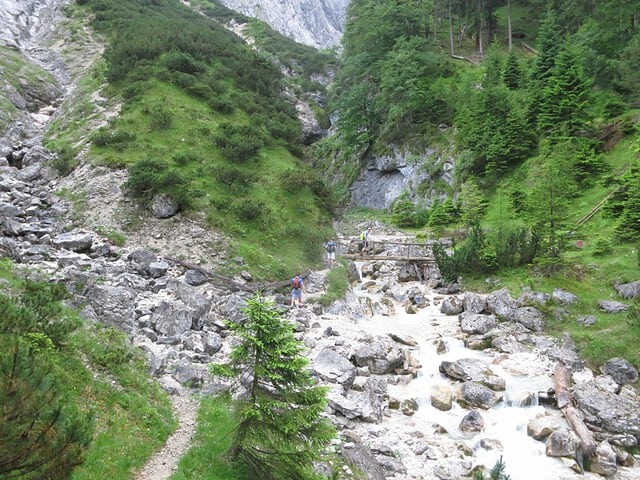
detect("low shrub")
(208, 94), (236, 114)
(214, 123), (266, 162)
(124, 158), (192, 210)
(91, 128), (136, 148)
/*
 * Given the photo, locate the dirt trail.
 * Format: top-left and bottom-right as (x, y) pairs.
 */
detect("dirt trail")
(132, 394), (199, 480)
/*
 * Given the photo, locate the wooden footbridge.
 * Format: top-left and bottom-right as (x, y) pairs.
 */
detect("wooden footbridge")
(165, 237), (437, 293)
(336, 237), (436, 263)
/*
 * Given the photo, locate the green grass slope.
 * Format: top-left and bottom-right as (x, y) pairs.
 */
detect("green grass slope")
(50, 0), (336, 280)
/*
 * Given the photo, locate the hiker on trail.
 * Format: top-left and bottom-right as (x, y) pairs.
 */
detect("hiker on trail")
(324, 239), (337, 268)
(290, 275), (306, 307)
(360, 227), (372, 253)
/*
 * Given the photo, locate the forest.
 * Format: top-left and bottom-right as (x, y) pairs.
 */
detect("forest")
(318, 0), (640, 272)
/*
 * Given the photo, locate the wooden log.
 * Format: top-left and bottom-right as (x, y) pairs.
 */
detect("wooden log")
(451, 54), (479, 65)
(553, 362), (597, 457)
(165, 256), (255, 292)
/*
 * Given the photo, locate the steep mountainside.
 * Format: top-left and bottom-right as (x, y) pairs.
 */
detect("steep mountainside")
(214, 0), (348, 48)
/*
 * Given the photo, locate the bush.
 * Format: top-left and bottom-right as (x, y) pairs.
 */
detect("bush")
(234, 199), (268, 222)
(167, 71), (196, 89)
(171, 150), (195, 166)
(391, 193), (419, 228)
(208, 94), (236, 114)
(593, 238), (613, 256)
(185, 83), (214, 100)
(472, 456), (511, 480)
(433, 225), (497, 282)
(148, 104), (173, 131)
(49, 142), (78, 176)
(162, 51), (206, 75)
(214, 123), (266, 162)
(494, 227), (540, 268)
(124, 158), (192, 210)
(85, 327), (137, 371)
(280, 170), (310, 193)
(91, 128), (136, 148)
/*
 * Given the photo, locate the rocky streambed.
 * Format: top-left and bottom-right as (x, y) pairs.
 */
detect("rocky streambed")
(2, 162), (640, 479)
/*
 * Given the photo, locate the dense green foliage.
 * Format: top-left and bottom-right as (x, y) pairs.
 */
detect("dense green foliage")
(210, 295), (335, 479)
(0, 281), (92, 479)
(323, 0), (640, 266)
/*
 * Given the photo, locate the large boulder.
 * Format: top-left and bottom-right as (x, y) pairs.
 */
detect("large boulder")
(511, 306), (546, 332)
(440, 358), (506, 391)
(485, 288), (519, 318)
(573, 380), (640, 442)
(614, 280), (640, 299)
(86, 285), (136, 331)
(457, 381), (501, 409)
(312, 348), (357, 389)
(601, 357), (639, 386)
(353, 337), (405, 375)
(458, 311), (498, 334)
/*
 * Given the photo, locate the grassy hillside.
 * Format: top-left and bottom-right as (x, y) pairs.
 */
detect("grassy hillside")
(47, 0), (337, 280)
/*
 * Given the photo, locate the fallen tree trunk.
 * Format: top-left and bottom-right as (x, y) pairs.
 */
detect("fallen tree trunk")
(451, 54), (479, 65)
(553, 362), (597, 457)
(165, 256), (255, 292)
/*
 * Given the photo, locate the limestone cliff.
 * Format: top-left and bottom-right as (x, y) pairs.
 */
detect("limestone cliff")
(216, 0), (348, 49)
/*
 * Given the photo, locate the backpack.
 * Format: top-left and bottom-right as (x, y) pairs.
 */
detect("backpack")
(291, 277), (301, 289)
(326, 241), (336, 253)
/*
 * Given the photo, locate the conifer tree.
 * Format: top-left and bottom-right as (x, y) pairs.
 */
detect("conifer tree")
(536, 44), (592, 137)
(528, 6), (562, 128)
(211, 294), (335, 480)
(0, 283), (93, 480)
(391, 192), (418, 227)
(503, 53), (521, 89)
(460, 180), (487, 227)
(615, 164), (640, 240)
(524, 144), (576, 264)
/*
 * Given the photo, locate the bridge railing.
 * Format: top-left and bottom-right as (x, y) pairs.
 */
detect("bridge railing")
(336, 238), (435, 262)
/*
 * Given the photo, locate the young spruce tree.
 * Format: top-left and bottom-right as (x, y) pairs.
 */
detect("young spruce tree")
(211, 294), (335, 480)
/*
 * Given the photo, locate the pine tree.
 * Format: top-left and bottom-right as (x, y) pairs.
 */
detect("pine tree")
(460, 181), (487, 227)
(391, 192), (418, 227)
(615, 164), (640, 240)
(211, 294), (335, 480)
(0, 284), (93, 480)
(525, 144), (576, 263)
(528, 6), (562, 128)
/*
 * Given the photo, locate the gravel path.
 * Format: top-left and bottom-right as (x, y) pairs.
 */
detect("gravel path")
(132, 394), (200, 480)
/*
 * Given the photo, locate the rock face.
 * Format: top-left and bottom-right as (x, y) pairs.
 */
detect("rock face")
(217, 0), (349, 48)
(349, 147), (456, 209)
